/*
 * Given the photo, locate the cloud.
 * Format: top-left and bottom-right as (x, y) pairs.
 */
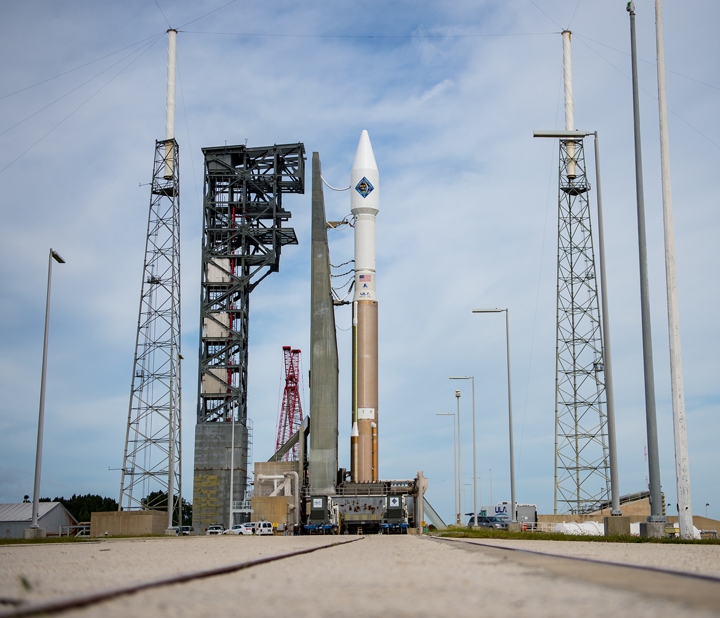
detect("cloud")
(0, 0), (718, 524)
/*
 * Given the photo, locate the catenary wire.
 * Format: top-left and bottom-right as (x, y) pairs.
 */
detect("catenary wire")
(0, 33), (166, 101)
(0, 34), (164, 177)
(177, 0), (239, 30)
(154, 0), (172, 29)
(574, 35), (720, 149)
(0, 35), (165, 138)
(176, 54), (203, 214)
(573, 32), (720, 91)
(526, 0), (563, 30)
(181, 30), (558, 39)
(566, 0), (583, 30)
(518, 73), (563, 470)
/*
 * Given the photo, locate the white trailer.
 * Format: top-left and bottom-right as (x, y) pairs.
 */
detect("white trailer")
(479, 502), (537, 527)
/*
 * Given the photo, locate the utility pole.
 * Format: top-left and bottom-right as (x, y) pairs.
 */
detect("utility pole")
(627, 1), (666, 537)
(654, 0), (692, 539)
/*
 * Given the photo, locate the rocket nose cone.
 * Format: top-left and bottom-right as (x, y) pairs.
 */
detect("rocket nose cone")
(351, 422), (359, 437)
(352, 130), (378, 172)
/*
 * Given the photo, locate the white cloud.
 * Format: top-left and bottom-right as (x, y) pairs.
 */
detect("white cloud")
(0, 0), (717, 524)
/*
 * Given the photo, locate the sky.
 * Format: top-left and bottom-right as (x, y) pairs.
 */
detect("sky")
(0, 0), (717, 526)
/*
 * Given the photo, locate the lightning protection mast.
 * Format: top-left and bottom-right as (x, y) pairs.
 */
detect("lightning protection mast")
(553, 32), (611, 515)
(119, 29), (182, 530)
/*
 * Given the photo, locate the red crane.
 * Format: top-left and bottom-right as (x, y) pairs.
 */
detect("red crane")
(275, 346), (303, 460)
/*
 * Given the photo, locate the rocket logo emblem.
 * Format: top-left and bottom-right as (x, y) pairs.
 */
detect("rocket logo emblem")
(355, 177), (374, 198)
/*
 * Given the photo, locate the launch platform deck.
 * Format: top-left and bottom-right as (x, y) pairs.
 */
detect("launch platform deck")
(1, 535), (719, 617)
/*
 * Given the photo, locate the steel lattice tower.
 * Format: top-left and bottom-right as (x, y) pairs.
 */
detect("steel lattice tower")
(119, 137), (182, 524)
(197, 144), (305, 425)
(192, 143), (305, 533)
(554, 137), (611, 515)
(275, 347), (303, 460)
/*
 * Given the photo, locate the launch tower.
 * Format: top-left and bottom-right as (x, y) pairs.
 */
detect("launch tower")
(193, 143), (305, 533)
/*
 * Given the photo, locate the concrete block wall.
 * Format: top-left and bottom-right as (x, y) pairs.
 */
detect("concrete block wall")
(192, 422), (248, 533)
(90, 510), (167, 537)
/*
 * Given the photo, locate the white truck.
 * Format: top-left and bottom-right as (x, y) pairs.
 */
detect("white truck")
(480, 502), (537, 528)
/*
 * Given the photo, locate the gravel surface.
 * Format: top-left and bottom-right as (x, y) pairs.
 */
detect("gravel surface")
(2, 535), (719, 618)
(461, 538), (720, 578)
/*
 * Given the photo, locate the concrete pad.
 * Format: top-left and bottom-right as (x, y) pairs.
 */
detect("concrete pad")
(0, 535), (342, 607)
(641, 521), (667, 539)
(604, 515), (631, 536)
(3, 535), (720, 617)
(452, 537), (720, 578)
(75, 536), (720, 617)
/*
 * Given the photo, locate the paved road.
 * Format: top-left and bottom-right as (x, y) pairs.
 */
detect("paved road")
(1, 535), (719, 617)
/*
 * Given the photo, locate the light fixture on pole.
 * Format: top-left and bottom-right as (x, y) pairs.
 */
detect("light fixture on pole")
(473, 309), (516, 524)
(28, 249), (65, 537)
(455, 390), (462, 525)
(436, 412), (458, 527)
(450, 376), (477, 526)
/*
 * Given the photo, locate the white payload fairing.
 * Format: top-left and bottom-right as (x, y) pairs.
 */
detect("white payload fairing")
(350, 130), (379, 483)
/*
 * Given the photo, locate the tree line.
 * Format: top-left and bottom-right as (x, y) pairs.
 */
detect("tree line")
(38, 493), (192, 525)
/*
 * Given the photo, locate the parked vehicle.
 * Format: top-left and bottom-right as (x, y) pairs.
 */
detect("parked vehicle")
(255, 521), (274, 536)
(181, 526), (191, 535)
(479, 503), (537, 528)
(467, 515), (508, 529)
(206, 524), (225, 535)
(223, 524), (247, 535)
(381, 495), (410, 534)
(305, 496), (339, 534)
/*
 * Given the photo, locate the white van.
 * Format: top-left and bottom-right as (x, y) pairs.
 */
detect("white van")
(256, 521), (274, 536)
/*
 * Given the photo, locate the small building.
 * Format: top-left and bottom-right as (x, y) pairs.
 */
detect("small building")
(0, 503), (77, 539)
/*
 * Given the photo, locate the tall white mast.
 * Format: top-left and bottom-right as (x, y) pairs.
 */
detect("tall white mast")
(164, 29), (177, 179)
(562, 31), (576, 178)
(655, 0), (693, 539)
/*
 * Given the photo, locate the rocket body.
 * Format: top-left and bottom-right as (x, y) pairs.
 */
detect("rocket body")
(351, 130), (379, 483)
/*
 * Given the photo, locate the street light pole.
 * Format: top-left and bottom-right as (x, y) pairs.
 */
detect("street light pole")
(473, 309), (516, 524)
(628, 1), (665, 531)
(592, 132), (622, 517)
(436, 412), (457, 527)
(30, 249), (65, 533)
(450, 376), (477, 526)
(456, 390), (462, 525)
(489, 469), (493, 505)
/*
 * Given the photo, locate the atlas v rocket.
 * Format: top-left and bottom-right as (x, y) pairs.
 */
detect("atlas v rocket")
(350, 130), (379, 483)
